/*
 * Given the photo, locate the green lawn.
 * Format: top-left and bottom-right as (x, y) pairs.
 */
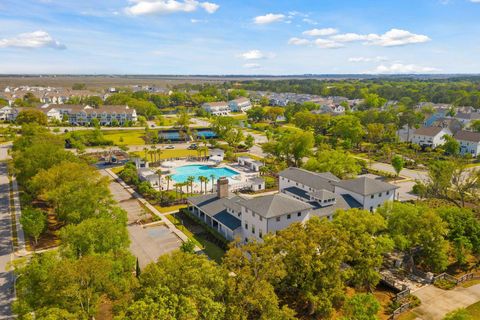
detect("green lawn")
(155, 204), (187, 213)
(131, 149), (198, 161)
(466, 300), (480, 317)
(103, 130), (146, 145)
(165, 213), (225, 263)
(235, 152), (264, 161)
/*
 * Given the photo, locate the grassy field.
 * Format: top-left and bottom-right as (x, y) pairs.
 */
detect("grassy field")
(102, 130), (146, 145)
(131, 149), (198, 160)
(155, 204), (187, 214)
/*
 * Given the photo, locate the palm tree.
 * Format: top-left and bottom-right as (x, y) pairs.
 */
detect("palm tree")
(165, 175), (172, 191)
(174, 183), (180, 199)
(187, 176), (195, 195)
(155, 169), (163, 190)
(198, 176), (205, 193)
(203, 176), (209, 194)
(151, 145), (158, 163)
(143, 146), (149, 160)
(210, 174), (216, 192)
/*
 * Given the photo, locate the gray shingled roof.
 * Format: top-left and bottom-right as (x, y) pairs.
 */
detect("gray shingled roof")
(413, 126), (447, 137)
(242, 193), (313, 218)
(454, 130), (480, 142)
(310, 194), (362, 218)
(334, 177), (398, 196)
(278, 167), (339, 192)
(187, 194), (245, 217)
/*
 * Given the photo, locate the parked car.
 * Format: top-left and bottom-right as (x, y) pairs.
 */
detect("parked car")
(188, 144), (198, 150)
(165, 145), (175, 149)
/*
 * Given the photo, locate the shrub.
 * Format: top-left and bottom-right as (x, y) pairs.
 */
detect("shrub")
(434, 278), (457, 290)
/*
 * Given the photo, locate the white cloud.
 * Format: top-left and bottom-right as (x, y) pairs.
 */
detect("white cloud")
(253, 13), (285, 25)
(369, 63), (439, 74)
(348, 56), (388, 63)
(288, 37), (311, 45)
(243, 63), (261, 69)
(125, 0), (219, 16)
(330, 32), (375, 42)
(0, 31), (65, 49)
(199, 2), (219, 13)
(238, 49), (275, 60)
(368, 29), (430, 47)
(314, 38), (344, 49)
(470, 0), (480, 3)
(303, 28), (338, 37)
(331, 29), (430, 47)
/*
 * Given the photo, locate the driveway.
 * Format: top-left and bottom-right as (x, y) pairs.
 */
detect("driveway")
(411, 284), (480, 319)
(100, 170), (182, 268)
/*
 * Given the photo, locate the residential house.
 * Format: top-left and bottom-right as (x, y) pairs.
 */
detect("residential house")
(410, 126), (452, 148)
(430, 117), (463, 134)
(45, 104), (137, 126)
(0, 106), (19, 121)
(228, 97), (252, 112)
(454, 130), (480, 157)
(333, 177), (397, 212)
(456, 112), (480, 127)
(188, 168), (398, 242)
(202, 102), (230, 116)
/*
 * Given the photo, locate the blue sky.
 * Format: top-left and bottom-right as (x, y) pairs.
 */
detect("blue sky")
(0, 0), (479, 74)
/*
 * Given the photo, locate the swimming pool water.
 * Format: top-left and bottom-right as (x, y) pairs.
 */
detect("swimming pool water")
(171, 165), (239, 183)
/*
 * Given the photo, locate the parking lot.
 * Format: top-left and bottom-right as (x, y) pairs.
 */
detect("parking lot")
(100, 170), (182, 268)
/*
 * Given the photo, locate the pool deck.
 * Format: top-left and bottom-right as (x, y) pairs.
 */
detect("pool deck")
(158, 160), (259, 193)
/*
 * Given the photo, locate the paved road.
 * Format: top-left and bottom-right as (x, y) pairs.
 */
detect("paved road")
(411, 284), (480, 319)
(0, 143), (13, 319)
(100, 170), (181, 268)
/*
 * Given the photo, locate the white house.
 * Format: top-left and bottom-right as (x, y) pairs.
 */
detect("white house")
(228, 97), (252, 112)
(188, 168), (398, 243)
(454, 130), (480, 157)
(410, 126), (452, 148)
(44, 104), (137, 126)
(202, 102), (230, 116)
(333, 177), (397, 212)
(0, 106), (19, 121)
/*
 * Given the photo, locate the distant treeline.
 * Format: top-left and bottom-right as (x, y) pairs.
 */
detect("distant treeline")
(228, 79), (480, 108)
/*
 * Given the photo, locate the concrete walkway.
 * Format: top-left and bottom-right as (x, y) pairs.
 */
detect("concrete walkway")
(411, 284), (480, 320)
(103, 169), (199, 250)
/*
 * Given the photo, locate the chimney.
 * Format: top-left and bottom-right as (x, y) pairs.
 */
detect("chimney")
(217, 177), (229, 198)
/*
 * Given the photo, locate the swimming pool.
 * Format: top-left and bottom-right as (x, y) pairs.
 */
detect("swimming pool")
(171, 165), (239, 183)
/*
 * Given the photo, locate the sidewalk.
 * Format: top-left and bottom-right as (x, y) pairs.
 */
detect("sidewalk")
(411, 284), (480, 320)
(10, 176), (26, 256)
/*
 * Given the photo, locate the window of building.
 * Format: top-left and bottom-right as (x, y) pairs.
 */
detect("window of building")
(251, 212), (255, 217)
(386, 191), (390, 195)
(378, 193), (382, 197)
(371, 195), (374, 199)
(276, 217), (280, 222)
(252, 226), (255, 234)
(259, 216), (263, 221)
(259, 231), (263, 238)
(370, 206), (373, 212)
(297, 212), (301, 217)
(245, 223), (248, 230)
(287, 214), (291, 219)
